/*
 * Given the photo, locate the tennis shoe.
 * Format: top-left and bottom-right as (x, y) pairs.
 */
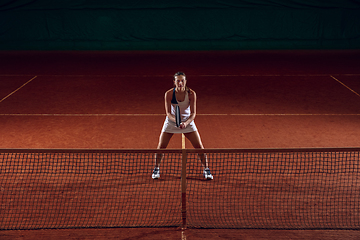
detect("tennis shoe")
(203, 168), (213, 180)
(152, 167), (160, 179)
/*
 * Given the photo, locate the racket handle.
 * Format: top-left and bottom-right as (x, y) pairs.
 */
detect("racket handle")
(175, 105), (181, 127)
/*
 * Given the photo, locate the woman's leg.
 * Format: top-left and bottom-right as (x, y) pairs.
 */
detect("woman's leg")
(155, 132), (173, 167)
(183, 131), (208, 168)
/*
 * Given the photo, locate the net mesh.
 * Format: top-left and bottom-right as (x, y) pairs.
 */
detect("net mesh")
(1, 148), (359, 230)
(186, 149), (360, 229)
(0, 149), (182, 229)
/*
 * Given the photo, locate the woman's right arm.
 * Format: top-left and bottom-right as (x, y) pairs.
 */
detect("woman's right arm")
(164, 90), (176, 122)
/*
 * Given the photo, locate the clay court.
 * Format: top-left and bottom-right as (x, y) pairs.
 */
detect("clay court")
(1, 50), (360, 239)
(1, 50), (360, 149)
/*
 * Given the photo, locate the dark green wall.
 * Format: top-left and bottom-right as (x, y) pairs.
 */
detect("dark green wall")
(1, 0), (360, 50)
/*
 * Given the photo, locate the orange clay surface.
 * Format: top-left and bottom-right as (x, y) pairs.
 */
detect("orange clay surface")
(1, 50), (360, 239)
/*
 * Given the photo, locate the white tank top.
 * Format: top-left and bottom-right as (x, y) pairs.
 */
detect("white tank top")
(161, 88), (197, 133)
(171, 88), (191, 122)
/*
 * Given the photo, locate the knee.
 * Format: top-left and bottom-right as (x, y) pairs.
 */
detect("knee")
(157, 140), (167, 149)
(157, 144), (167, 149)
(193, 144), (204, 149)
(192, 140), (204, 149)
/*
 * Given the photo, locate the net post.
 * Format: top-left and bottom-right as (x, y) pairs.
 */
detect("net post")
(181, 148), (187, 229)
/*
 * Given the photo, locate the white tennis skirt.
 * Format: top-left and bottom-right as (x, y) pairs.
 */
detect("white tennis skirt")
(161, 117), (198, 133)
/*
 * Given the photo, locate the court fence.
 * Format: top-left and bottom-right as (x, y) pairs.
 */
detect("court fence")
(0, 148), (359, 230)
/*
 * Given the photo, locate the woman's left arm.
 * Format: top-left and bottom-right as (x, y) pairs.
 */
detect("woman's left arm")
(180, 90), (197, 129)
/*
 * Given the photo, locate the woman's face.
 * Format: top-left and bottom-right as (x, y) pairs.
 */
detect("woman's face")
(174, 75), (186, 89)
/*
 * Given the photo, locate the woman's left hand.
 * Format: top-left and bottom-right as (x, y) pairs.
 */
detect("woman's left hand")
(179, 122), (187, 129)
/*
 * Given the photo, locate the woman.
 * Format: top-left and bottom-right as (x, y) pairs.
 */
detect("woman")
(152, 71), (213, 180)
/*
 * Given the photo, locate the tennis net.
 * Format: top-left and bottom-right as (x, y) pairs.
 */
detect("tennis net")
(0, 148), (359, 230)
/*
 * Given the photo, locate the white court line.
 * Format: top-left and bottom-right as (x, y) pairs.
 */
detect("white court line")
(182, 134), (186, 149)
(1, 74), (360, 77)
(330, 75), (360, 98)
(0, 113), (164, 116)
(0, 76), (37, 103)
(229, 113), (360, 116)
(0, 113), (360, 117)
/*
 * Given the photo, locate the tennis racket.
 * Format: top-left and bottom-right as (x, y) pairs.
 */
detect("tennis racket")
(175, 105), (181, 127)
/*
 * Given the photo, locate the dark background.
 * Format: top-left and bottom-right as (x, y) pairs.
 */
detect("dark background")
(1, 0), (360, 50)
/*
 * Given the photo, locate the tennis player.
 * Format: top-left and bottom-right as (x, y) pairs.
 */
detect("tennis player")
(152, 71), (213, 180)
